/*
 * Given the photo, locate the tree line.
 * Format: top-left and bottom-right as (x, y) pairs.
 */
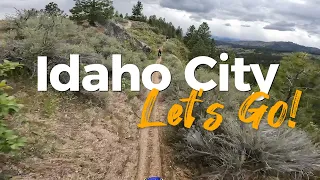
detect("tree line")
(40, 1), (184, 39)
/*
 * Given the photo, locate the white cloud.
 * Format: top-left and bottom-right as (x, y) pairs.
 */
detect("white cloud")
(131, 2), (320, 48)
(0, 0), (319, 48)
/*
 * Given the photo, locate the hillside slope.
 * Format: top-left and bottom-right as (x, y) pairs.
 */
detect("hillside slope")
(0, 14), (191, 179)
(1, 13), (319, 180)
(0, 18), (147, 179)
(216, 40), (320, 55)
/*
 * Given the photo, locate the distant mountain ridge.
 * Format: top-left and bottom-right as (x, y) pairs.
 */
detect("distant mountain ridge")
(214, 37), (320, 55)
(212, 36), (240, 42)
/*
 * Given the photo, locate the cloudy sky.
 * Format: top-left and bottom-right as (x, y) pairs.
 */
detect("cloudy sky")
(1, 0), (320, 48)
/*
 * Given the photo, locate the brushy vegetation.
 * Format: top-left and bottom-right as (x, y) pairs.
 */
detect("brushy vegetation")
(0, 2), (153, 159)
(0, 10), (153, 78)
(128, 21), (165, 49)
(173, 119), (320, 179)
(0, 1), (319, 179)
(0, 60), (25, 154)
(163, 39), (189, 63)
(162, 52), (320, 179)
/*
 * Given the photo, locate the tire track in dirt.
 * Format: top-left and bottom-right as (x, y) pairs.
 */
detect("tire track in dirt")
(136, 46), (164, 180)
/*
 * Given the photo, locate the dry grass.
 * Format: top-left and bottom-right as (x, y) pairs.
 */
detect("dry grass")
(0, 20), (8, 42)
(0, 80), (142, 179)
(0, 20), (7, 30)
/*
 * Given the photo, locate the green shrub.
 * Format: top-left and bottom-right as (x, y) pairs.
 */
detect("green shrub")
(305, 122), (320, 143)
(150, 27), (160, 34)
(125, 90), (139, 100)
(2, 12), (152, 76)
(0, 60), (25, 153)
(163, 39), (189, 61)
(42, 95), (60, 118)
(3, 14), (83, 71)
(113, 17), (128, 24)
(128, 26), (164, 50)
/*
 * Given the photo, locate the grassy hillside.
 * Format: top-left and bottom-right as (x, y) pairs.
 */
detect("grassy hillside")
(0, 11), (192, 179)
(0, 10), (319, 180)
(0, 14), (151, 179)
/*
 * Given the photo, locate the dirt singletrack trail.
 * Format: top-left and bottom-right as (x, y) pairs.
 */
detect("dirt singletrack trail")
(136, 46), (164, 180)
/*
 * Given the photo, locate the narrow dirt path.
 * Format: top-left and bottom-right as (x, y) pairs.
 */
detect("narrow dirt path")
(136, 46), (164, 180)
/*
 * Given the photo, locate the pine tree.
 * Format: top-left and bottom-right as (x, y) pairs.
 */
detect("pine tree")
(148, 15), (157, 25)
(132, 1), (143, 20)
(197, 22), (211, 41)
(269, 53), (320, 127)
(44, 2), (64, 16)
(142, 15), (148, 22)
(176, 26), (183, 40)
(184, 25), (196, 45)
(209, 38), (218, 58)
(70, 0), (114, 26)
(114, 10), (119, 17)
(191, 39), (208, 58)
(184, 23), (216, 59)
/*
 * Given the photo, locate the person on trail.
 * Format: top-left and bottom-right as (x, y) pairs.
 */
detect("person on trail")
(158, 48), (162, 57)
(166, 36), (169, 41)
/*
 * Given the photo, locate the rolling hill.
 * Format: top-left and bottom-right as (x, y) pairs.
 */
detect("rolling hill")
(215, 39), (320, 55)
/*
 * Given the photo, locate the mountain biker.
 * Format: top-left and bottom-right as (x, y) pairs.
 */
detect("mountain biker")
(158, 48), (162, 57)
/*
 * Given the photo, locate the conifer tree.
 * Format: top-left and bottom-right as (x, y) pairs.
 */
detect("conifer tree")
(44, 2), (64, 16)
(114, 10), (119, 17)
(70, 0), (114, 26)
(132, 1), (143, 20)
